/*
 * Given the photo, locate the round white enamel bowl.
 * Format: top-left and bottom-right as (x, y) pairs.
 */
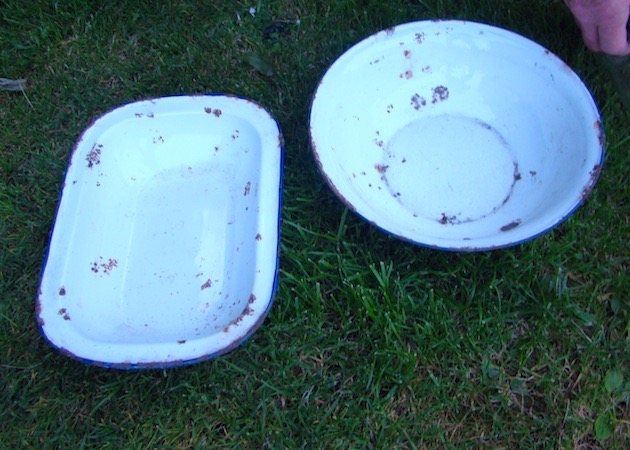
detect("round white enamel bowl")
(310, 21), (604, 251)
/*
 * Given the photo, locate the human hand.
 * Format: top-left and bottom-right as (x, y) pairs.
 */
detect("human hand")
(564, 0), (630, 55)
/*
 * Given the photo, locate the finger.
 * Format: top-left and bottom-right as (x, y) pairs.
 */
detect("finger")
(597, 23), (630, 55)
(579, 24), (602, 52)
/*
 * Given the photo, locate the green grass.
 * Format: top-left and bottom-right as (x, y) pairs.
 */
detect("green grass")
(1, 0), (628, 448)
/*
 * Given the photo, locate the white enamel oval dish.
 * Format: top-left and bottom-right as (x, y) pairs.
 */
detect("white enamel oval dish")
(37, 95), (283, 369)
(310, 21), (605, 251)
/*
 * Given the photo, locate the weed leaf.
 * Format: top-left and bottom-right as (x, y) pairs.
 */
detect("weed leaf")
(594, 411), (616, 440)
(244, 51), (274, 76)
(604, 369), (623, 394)
(482, 357), (500, 382)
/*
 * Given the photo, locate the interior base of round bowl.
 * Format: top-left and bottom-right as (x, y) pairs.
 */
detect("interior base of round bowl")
(383, 114), (519, 225)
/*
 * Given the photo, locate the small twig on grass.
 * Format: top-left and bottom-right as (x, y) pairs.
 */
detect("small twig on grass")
(0, 77), (26, 91)
(0, 77), (34, 109)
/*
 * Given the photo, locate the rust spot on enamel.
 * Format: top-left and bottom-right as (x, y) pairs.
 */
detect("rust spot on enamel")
(201, 279), (212, 290)
(500, 220), (521, 232)
(431, 86), (449, 104)
(86, 144), (102, 169)
(59, 287), (66, 296)
(439, 213), (457, 225)
(223, 300), (257, 333)
(102, 259), (118, 274)
(91, 258), (118, 274)
(594, 120), (605, 148)
(411, 93), (427, 110)
(581, 164), (603, 201)
(244, 181), (251, 196)
(375, 164), (389, 174)
(590, 164), (601, 179)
